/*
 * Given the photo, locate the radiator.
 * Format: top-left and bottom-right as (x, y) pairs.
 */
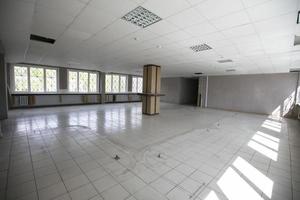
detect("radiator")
(19, 96), (28, 106)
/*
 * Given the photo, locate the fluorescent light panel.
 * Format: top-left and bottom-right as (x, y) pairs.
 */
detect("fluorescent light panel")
(121, 6), (162, 28)
(190, 44), (212, 52)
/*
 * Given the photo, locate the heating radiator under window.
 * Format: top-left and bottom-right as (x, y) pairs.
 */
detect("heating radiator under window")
(19, 96), (28, 106)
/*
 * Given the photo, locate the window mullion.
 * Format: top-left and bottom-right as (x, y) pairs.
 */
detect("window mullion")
(44, 68), (46, 92)
(77, 71), (79, 92)
(88, 73), (90, 93)
(28, 66), (31, 92)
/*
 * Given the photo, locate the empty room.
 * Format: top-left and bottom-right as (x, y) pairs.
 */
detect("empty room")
(0, 0), (300, 200)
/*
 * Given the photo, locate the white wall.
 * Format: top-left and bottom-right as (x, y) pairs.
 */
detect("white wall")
(207, 73), (299, 116)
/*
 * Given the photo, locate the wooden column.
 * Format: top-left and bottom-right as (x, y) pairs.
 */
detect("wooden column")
(142, 64), (161, 115)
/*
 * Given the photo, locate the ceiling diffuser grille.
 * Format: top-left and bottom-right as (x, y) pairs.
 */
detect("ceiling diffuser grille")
(190, 44), (212, 52)
(226, 69), (236, 72)
(218, 59), (233, 63)
(121, 6), (162, 28)
(30, 34), (56, 44)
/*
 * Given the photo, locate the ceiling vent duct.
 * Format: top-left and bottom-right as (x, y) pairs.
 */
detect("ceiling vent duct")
(226, 69), (236, 72)
(218, 59), (233, 63)
(121, 6), (162, 28)
(290, 68), (300, 72)
(294, 35), (300, 46)
(30, 34), (56, 44)
(190, 44), (212, 52)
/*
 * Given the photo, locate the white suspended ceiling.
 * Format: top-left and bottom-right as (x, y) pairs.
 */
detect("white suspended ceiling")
(0, 0), (300, 76)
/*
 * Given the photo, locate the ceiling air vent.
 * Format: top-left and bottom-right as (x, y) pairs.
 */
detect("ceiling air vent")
(294, 35), (300, 46)
(30, 34), (56, 44)
(121, 6), (162, 28)
(218, 59), (233, 63)
(226, 69), (236, 72)
(190, 44), (212, 52)
(194, 72), (203, 75)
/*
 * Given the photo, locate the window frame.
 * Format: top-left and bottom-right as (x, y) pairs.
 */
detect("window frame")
(12, 65), (59, 94)
(132, 76), (143, 93)
(105, 73), (128, 93)
(67, 69), (99, 93)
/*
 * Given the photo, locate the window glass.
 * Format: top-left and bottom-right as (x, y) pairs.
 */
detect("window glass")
(89, 73), (97, 93)
(132, 76), (143, 93)
(14, 66), (28, 92)
(30, 67), (44, 92)
(112, 75), (119, 93)
(137, 77), (143, 93)
(120, 76), (126, 93)
(69, 71), (78, 92)
(105, 75), (112, 93)
(132, 77), (137, 93)
(79, 72), (89, 92)
(45, 69), (57, 92)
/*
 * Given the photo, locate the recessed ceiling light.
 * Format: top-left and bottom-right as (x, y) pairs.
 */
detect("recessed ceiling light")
(121, 6), (162, 28)
(218, 59), (233, 63)
(190, 44), (212, 52)
(194, 72), (203, 75)
(30, 34), (55, 44)
(226, 69), (236, 72)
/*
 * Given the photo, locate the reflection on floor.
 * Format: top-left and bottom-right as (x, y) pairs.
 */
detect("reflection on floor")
(0, 103), (299, 200)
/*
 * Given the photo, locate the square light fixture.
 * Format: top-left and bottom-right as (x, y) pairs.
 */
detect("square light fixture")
(190, 44), (212, 52)
(121, 6), (162, 28)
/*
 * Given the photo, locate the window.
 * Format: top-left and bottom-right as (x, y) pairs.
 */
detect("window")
(68, 70), (98, 93)
(45, 69), (57, 92)
(105, 74), (127, 93)
(79, 72), (88, 92)
(30, 67), (44, 92)
(132, 76), (143, 93)
(14, 66), (28, 92)
(13, 65), (57, 93)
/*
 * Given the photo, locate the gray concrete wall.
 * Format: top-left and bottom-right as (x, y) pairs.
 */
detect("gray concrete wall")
(161, 78), (182, 104)
(161, 77), (198, 105)
(179, 78), (198, 105)
(0, 41), (8, 120)
(161, 78), (181, 104)
(207, 73), (299, 115)
(197, 76), (208, 107)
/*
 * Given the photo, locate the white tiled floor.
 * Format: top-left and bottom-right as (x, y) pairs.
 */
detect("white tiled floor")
(0, 103), (299, 200)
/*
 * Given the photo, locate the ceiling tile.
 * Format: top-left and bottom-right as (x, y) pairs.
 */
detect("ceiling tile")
(166, 8), (206, 29)
(185, 21), (218, 37)
(36, 0), (85, 17)
(93, 19), (141, 45)
(89, 0), (137, 18)
(221, 24), (256, 38)
(145, 20), (179, 35)
(143, 0), (190, 18)
(254, 13), (296, 38)
(70, 6), (118, 35)
(195, 0), (244, 20)
(247, 0), (298, 21)
(211, 11), (251, 30)
(164, 31), (192, 42)
(32, 21), (66, 39)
